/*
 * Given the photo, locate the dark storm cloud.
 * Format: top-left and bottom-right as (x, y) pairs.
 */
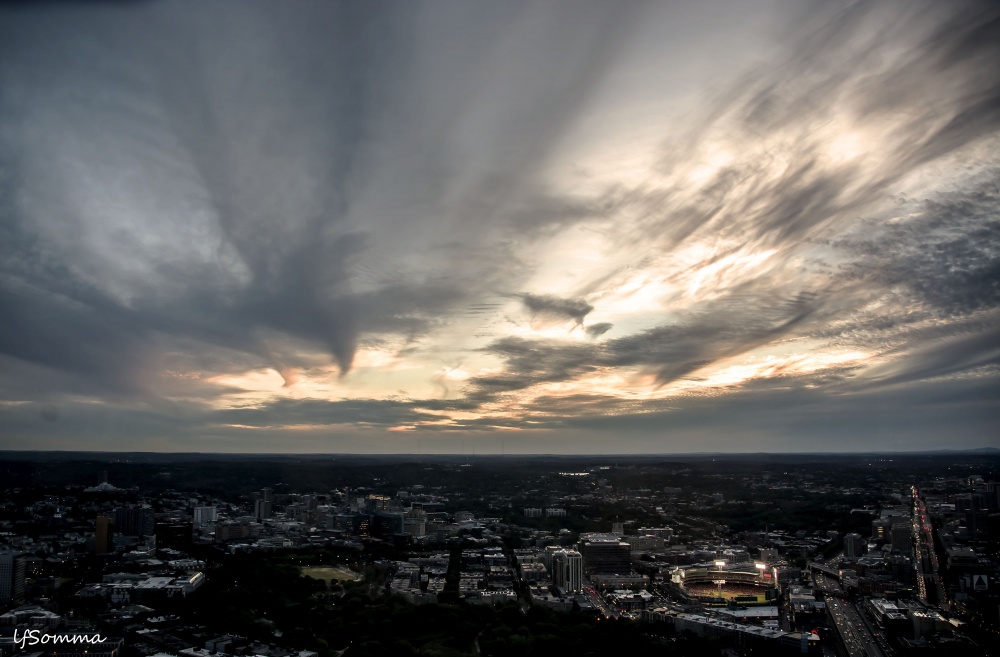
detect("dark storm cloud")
(0, 270), (152, 395)
(519, 293), (593, 326)
(0, 392), (460, 449)
(0, 395), (207, 451)
(863, 326), (1000, 389)
(39, 404), (58, 422)
(0, 2), (378, 385)
(835, 183), (1000, 317)
(806, 179), (1000, 386)
(0, 0), (645, 402)
(133, 2), (418, 374)
(470, 336), (599, 395)
(605, 292), (821, 385)
(551, 374), (1000, 453)
(585, 323), (614, 338)
(470, 289), (821, 398)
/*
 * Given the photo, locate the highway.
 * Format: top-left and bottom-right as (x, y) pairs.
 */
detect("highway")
(814, 559), (895, 655)
(852, 599), (894, 657)
(812, 568), (843, 595)
(827, 597), (885, 657)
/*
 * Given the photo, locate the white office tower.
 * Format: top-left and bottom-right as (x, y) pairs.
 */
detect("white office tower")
(552, 549), (583, 594)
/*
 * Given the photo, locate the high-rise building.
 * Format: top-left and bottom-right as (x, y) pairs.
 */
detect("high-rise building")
(551, 550), (566, 587)
(581, 536), (631, 575)
(371, 510), (405, 538)
(872, 518), (891, 541)
(403, 509), (427, 536)
(986, 481), (1000, 510)
(0, 550), (26, 605)
(155, 520), (193, 550)
(891, 522), (912, 555)
(95, 516), (113, 554)
(844, 532), (865, 559)
(114, 505), (155, 537)
(353, 515), (371, 537)
(215, 520), (256, 542)
(552, 549), (583, 593)
(255, 499), (273, 521)
(543, 545), (562, 571)
(194, 506), (218, 525)
(888, 555), (914, 582)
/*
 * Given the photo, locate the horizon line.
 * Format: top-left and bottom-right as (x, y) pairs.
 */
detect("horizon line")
(1, 447), (997, 457)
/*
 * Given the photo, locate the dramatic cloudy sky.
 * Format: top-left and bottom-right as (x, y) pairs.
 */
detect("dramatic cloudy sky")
(1, 0), (998, 453)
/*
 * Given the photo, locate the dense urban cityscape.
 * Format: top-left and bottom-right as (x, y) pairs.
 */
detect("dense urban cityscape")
(0, 451), (997, 656)
(2, 2), (998, 656)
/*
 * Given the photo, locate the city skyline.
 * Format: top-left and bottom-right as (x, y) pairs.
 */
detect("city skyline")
(1, 0), (998, 453)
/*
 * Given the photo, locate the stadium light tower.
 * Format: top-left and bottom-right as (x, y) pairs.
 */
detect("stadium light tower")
(713, 561), (726, 598)
(755, 562), (767, 580)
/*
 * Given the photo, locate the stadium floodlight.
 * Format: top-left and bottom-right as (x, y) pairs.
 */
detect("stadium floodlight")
(714, 560), (726, 569)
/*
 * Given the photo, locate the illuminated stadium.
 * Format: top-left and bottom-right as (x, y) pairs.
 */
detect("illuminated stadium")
(671, 564), (776, 606)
